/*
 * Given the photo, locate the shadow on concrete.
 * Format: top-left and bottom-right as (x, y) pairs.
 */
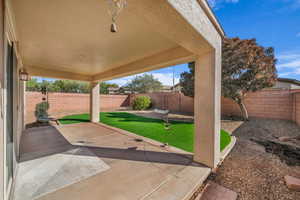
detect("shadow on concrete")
(20, 125), (194, 166)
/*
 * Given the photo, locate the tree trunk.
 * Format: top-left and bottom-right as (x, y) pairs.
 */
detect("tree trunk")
(237, 100), (249, 121)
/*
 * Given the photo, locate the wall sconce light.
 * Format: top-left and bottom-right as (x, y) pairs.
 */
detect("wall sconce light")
(19, 68), (30, 81)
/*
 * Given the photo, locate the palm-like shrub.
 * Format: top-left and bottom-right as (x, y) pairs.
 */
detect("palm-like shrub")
(34, 102), (50, 122)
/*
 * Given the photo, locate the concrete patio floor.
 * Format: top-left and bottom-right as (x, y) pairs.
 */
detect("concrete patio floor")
(15, 123), (211, 200)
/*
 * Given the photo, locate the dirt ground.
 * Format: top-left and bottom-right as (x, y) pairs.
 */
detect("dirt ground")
(209, 119), (300, 200)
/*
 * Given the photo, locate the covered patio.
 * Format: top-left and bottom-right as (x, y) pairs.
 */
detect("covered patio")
(1, 0), (225, 200)
(16, 123), (210, 200)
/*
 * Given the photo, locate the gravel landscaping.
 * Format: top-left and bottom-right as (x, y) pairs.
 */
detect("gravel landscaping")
(208, 118), (300, 200)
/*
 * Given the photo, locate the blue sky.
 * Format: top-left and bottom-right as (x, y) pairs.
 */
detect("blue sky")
(37, 0), (300, 85)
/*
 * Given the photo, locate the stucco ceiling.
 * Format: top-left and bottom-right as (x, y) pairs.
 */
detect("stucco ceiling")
(12, 0), (178, 76)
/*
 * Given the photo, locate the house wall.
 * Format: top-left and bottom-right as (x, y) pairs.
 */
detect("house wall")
(274, 81), (300, 89)
(0, 1), (26, 198)
(25, 92), (130, 124)
(0, 0), (5, 199)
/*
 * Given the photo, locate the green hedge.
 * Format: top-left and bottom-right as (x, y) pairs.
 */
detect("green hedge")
(132, 96), (151, 110)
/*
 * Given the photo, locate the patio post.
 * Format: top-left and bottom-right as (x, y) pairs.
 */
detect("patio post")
(193, 50), (221, 168)
(90, 81), (100, 123)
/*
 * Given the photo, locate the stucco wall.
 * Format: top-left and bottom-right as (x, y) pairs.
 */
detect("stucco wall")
(25, 92), (130, 124)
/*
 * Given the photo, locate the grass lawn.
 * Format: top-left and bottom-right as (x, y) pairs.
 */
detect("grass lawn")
(59, 112), (231, 153)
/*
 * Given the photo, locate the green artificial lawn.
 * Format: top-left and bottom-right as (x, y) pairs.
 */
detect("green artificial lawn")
(59, 112), (231, 153)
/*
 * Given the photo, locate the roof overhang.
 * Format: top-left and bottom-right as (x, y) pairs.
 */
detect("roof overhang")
(7, 0), (224, 81)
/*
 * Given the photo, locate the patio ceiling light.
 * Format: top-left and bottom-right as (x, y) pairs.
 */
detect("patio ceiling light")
(19, 68), (30, 81)
(107, 0), (127, 33)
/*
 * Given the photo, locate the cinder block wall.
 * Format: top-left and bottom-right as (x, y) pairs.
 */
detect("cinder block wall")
(130, 93), (194, 113)
(26, 92), (130, 124)
(130, 90), (300, 123)
(26, 90), (300, 125)
(221, 90), (295, 120)
(294, 92), (300, 125)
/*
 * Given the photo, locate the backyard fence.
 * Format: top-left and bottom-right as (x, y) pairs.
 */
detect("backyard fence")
(25, 92), (130, 124)
(129, 92), (194, 113)
(130, 90), (300, 125)
(25, 89), (300, 126)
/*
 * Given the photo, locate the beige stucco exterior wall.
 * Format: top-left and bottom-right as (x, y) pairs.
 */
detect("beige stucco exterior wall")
(1, 0), (26, 199)
(0, 0), (4, 199)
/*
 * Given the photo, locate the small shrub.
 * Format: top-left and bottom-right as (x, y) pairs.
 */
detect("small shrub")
(34, 102), (49, 121)
(132, 96), (151, 110)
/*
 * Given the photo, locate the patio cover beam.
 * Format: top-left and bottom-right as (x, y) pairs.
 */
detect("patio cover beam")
(26, 66), (92, 82)
(92, 47), (195, 82)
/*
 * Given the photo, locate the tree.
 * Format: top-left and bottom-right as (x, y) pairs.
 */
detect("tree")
(222, 38), (277, 120)
(179, 62), (195, 97)
(26, 78), (41, 92)
(100, 82), (119, 94)
(125, 74), (162, 93)
(180, 37), (277, 120)
(27, 79), (90, 93)
(52, 80), (89, 93)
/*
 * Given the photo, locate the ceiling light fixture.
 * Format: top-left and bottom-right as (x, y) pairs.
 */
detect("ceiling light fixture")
(107, 0), (127, 33)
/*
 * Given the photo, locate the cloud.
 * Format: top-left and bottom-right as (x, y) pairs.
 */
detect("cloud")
(297, 32), (300, 37)
(279, 68), (300, 76)
(277, 51), (300, 78)
(107, 72), (180, 86)
(277, 53), (300, 60)
(277, 60), (300, 68)
(207, 0), (239, 9)
(281, 0), (300, 10)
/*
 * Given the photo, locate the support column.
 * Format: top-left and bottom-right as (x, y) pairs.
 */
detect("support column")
(90, 82), (100, 123)
(193, 49), (221, 168)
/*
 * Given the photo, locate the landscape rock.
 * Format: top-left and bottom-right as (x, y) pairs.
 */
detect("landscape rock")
(197, 181), (237, 200)
(284, 175), (300, 191)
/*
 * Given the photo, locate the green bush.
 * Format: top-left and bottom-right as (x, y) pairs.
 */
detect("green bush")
(34, 102), (49, 121)
(132, 96), (151, 110)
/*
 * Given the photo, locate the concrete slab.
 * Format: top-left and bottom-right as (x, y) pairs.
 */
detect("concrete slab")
(15, 123), (211, 200)
(14, 147), (110, 200)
